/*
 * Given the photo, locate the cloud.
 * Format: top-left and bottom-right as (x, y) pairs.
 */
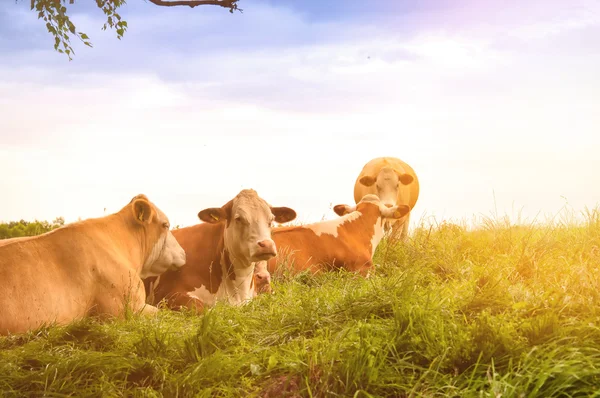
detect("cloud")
(0, 0), (599, 226)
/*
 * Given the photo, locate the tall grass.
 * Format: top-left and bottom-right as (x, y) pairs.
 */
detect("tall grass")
(1, 208), (600, 397)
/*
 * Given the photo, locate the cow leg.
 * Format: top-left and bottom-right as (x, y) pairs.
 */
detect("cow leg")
(166, 293), (206, 314)
(390, 213), (410, 241)
(357, 259), (373, 277)
(400, 213), (411, 239)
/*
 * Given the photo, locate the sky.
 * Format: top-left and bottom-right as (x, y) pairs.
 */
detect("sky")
(1, 0), (599, 230)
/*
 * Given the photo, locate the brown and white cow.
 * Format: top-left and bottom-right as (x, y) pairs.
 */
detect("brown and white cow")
(0, 194), (186, 335)
(144, 189), (296, 312)
(260, 194), (410, 277)
(353, 156), (419, 240)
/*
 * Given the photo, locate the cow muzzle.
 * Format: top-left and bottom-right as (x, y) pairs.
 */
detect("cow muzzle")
(252, 239), (277, 260)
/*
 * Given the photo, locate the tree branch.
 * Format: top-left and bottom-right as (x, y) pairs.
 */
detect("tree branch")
(147, 0), (239, 10)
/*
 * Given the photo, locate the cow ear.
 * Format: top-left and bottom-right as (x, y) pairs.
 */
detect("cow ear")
(333, 204), (353, 216)
(132, 199), (154, 224)
(359, 175), (376, 187)
(396, 171), (414, 185)
(129, 193), (150, 204)
(272, 207), (297, 224)
(198, 208), (227, 224)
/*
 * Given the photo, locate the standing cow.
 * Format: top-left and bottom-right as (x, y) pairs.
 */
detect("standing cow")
(0, 194), (187, 335)
(144, 189), (296, 312)
(353, 156), (419, 240)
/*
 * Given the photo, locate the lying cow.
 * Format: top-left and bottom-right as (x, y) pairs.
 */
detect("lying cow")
(0, 194), (186, 335)
(0, 237), (27, 247)
(353, 156), (419, 240)
(259, 194), (409, 277)
(144, 189), (296, 312)
(253, 260), (272, 294)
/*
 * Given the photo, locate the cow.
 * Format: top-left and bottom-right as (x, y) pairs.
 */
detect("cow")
(259, 194), (410, 277)
(353, 156), (419, 240)
(253, 260), (273, 294)
(0, 237), (28, 247)
(144, 189), (296, 312)
(0, 194), (187, 335)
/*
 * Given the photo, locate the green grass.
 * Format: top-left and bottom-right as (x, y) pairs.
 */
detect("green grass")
(2, 209), (600, 397)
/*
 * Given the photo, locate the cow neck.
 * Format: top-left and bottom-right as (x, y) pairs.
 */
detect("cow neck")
(113, 212), (148, 276)
(219, 226), (255, 305)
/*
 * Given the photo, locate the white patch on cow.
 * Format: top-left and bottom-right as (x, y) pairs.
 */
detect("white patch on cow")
(308, 211), (362, 237)
(187, 285), (217, 307)
(215, 253), (256, 306)
(140, 231), (186, 279)
(188, 251), (257, 307)
(140, 234), (167, 279)
(164, 231), (187, 266)
(370, 217), (386, 257)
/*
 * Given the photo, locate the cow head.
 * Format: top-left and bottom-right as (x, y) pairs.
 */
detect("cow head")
(358, 167), (413, 208)
(198, 189), (297, 263)
(254, 260), (273, 295)
(127, 194), (187, 279)
(333, 194), (410, 220)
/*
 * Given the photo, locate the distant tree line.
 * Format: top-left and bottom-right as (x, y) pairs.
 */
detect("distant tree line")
(0, 217), (65, 240)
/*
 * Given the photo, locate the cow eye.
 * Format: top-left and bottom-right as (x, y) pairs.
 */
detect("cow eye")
(163, 222), (170, 229)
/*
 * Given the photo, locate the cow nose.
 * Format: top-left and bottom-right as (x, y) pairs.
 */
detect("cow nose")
(257, 240), (276, 253)
(256, 271), (270, 282)
(385, 204), (393, 208)
(256, 271), (271, 281)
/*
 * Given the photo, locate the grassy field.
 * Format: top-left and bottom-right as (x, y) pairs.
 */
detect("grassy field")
(1, 209), (600, 397)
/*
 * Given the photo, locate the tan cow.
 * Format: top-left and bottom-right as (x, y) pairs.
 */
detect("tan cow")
(0, 194), (186, 335)
(353, 156), (419, 240)
(0, 237), (29, 247)
(260, 194), (410, 277)
(144, 189), (296, 312)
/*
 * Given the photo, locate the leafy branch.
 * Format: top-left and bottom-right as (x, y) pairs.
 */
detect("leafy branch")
(25, 0), (241, 60)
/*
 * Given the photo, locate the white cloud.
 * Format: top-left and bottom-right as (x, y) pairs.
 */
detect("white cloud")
(0, 0), (599, 228)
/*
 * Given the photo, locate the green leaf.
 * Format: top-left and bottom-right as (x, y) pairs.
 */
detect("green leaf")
(67, 20), (76, 34)
(80, 33), (89, 40)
